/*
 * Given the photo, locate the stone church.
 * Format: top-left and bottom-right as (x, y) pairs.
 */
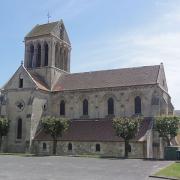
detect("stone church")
(0, 20), (174, 158)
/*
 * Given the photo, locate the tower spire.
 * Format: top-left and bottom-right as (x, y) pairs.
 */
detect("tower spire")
(47, 12), (51, 23)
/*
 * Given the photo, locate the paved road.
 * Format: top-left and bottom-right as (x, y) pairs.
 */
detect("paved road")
(0, 156), (172, 180)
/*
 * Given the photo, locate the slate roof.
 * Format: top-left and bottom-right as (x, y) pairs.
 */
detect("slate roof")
(34, 118), (153, 142)
(25, 21), (60, 38)
(29, 72), (50, 91)
(27, 65), (160, 92)
(53, 65), (160, 91)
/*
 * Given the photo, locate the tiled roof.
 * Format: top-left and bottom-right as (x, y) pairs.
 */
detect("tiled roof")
(28, 72), (50, 91)
(25, 21), (59, 38)
(34, 117), (152, 142)
(53, 65), (160, 91)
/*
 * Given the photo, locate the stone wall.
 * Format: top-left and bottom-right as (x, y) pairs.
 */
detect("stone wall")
(50, 85), (171, 119)
(33, 140), (146, 158)
(1, 87), (50, 152)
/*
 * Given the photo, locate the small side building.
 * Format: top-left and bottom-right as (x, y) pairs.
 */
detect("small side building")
(33, 118), (152, 158)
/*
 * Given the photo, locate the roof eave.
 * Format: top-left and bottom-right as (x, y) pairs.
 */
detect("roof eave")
(52, 83), (158, 93)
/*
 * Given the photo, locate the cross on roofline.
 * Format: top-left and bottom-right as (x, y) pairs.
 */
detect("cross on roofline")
(47, 12), (51, 23)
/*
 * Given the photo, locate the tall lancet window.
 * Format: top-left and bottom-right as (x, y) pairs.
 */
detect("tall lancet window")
(55, 44), (59, 68)
(17, 118), (22, 139)
(60, 100), (65, 116)
(108, 98), (114, 115)
(36, 44), (41, 67)
(83, 99), (88, 116)
(135, 96), (142, 114)
(19, 78), (23, 88)
(60, 48), (63, 69)
(29, 45), (34, 68)
(64, 50), (68, 71)
(44, 43), (48, 66)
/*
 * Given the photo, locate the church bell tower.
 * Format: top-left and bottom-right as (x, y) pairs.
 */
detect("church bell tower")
(24, 20), (71, 89)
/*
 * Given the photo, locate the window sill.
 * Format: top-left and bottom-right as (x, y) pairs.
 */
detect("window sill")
(80, 115), (89, 119)
(106, 115), (115, 119)
(132, 113), (143, 117)
(60, 115), (66, 117)
(15, 139), (22, 143)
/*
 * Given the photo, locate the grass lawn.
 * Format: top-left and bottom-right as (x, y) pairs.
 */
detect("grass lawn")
(155, 162), (180, 179)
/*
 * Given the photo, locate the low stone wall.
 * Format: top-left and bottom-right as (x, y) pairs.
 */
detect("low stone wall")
(32, 140), (146, 158)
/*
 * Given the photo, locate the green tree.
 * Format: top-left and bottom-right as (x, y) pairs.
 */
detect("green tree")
(41, 116), (70, 155)
(113, 117), (141, 158)
(0, 117), (9, 151)
(155, 116), (180, 146)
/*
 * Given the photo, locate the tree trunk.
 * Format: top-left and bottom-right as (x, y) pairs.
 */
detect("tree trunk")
(166, 137), (171, 146)
(124, 140), (129, 158)
(53, 139), (57, 155)
(0, 136), (2, 152)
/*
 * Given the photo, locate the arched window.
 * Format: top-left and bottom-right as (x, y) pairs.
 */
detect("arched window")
(60, 100), (65, 116)
(135, 96), (141, 114)
(17, 118), (22, 139)
(19, 78), (23, 88)
(36, 44), (41, 67)
(64, 50), (68, 71)
(43, 142), (47, 150)
(60, 48), (63, 69)
(108, 98), (114, 115)
(96, 144), (100, 152)
(29, 44), (34, 68)
(83, 99), (88, 116)
(128, 144), (131, 153)
(68, 143), (72, 151)
(55, 44), (59, 68)
(44, 43), (48, 66)
(61, 49), (65, 70)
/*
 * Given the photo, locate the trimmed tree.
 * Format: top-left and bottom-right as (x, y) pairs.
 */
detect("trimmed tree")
(0, 117), (9, 151)
(155, 116), (180, 146)
(41, 116), (70, 155)
(113, 117), (142, 158)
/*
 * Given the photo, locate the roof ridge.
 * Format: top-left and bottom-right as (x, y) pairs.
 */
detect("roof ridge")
(36, 20), (61, 27)
(69, 64), (160, 76)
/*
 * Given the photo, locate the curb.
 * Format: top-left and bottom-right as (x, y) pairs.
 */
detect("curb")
(149, 175), (179, 180)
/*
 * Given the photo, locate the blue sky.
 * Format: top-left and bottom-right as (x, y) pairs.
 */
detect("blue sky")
(0, 0), (180, 109)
